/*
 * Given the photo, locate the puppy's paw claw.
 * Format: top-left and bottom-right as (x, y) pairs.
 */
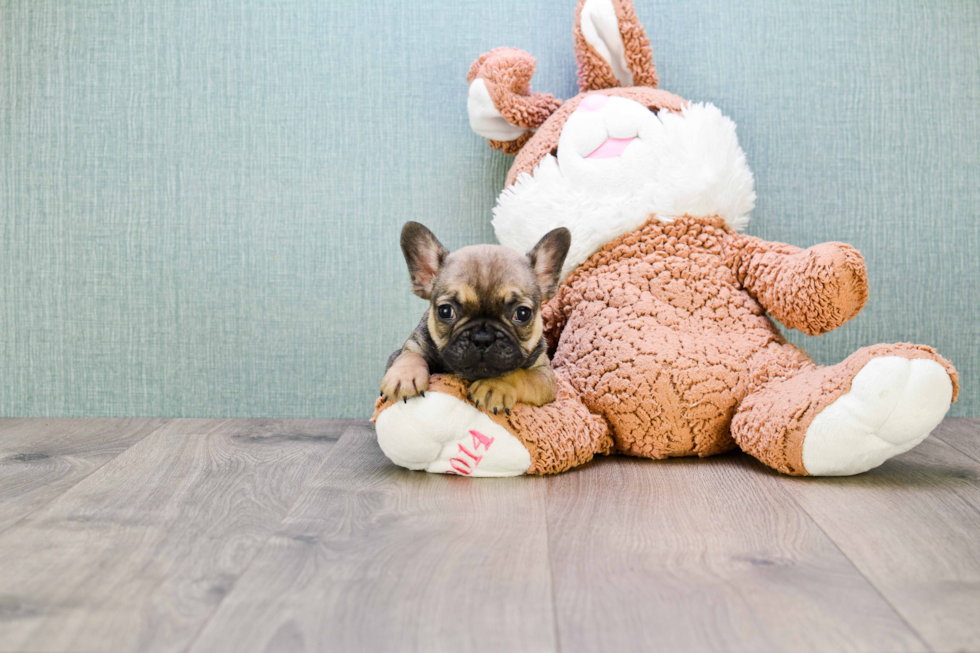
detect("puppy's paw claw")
(380, 359), (429, 403)
(469, 378), (518, 415)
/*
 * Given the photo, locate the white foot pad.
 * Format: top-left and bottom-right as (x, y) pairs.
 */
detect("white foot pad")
(375, 392), (531, 477)
(802, 357), (953, 476)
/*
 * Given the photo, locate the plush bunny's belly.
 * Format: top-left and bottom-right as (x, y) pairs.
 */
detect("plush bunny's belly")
(550, 217), (801, 458)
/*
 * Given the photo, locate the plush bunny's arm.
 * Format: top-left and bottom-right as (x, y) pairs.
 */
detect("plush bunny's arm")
(725, 234), (869, 336)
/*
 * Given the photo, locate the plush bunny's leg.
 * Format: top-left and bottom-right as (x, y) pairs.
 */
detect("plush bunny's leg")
(374, 376), (531, 477)
(373, 373), (612, 476)
(732, 344), (958, 476)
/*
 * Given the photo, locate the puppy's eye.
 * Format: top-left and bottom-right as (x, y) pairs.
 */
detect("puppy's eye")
(437, 304), (456, 320)
(512, 306), (533, 323)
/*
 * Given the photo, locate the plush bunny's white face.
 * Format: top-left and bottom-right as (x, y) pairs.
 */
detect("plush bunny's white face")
(465, 0), (757, 279)
(492, 97), (757, 280)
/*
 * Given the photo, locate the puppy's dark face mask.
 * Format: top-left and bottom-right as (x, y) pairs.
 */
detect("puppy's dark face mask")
(430, 249), (540, 380)
(400, 223), (571, 381)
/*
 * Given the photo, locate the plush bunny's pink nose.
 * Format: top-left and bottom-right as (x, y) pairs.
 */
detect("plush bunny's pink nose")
(577, 94), (609, 112)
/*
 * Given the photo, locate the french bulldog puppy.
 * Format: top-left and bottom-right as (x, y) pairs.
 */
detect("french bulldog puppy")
(381, 221), (571, 415)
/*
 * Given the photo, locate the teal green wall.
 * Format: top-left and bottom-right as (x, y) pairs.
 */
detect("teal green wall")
(1, 1), (978, 417)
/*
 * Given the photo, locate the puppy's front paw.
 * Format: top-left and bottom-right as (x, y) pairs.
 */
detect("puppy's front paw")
(381, 355), (429, 404)
(468, 377), (518, 416)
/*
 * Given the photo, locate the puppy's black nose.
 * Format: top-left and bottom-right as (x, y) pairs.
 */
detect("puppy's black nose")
(469, 327), (495, 351)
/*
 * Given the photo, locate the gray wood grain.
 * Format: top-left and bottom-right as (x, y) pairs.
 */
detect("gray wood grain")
(933, 417), (980, 463)
(188, 422), (556, 653)
(0, 418), (167, 534)
(2, 418), (978, 653)
(777, 432), (980, 653)
(545, 453), (927, 653)
(0, 418), (342, 653)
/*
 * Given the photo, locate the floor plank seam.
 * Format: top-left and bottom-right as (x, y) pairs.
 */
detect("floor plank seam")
(919, 436), (980, 523)
(178, 422), (353, 653)
(772, 474), (936, 653)
(0, 420), (169, 538)
(543, 478), (563, 653)
(933, 433), (980, 466)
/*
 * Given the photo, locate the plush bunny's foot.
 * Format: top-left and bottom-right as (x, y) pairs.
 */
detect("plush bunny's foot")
(374, 373), (614, 476)
(732, 344), (958, 476)
(801, 357), (953, 476)
(375, 391), (531, 477)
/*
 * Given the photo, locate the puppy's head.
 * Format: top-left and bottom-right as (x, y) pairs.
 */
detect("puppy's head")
(401, 222), (571, 381)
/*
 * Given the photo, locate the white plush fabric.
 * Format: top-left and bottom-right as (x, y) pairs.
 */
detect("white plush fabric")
(801, 357), (953, 475)
(376, 392), (531, 477)
(579, 0), (632, 86)
(493, 99), (756, 279)
(467, 78), (527, 142)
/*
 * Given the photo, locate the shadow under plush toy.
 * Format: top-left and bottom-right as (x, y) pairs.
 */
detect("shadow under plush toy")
(374, 0), (958, 477)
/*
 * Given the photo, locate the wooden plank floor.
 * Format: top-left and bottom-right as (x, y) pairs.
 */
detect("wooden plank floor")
(0, 418), (977, 652)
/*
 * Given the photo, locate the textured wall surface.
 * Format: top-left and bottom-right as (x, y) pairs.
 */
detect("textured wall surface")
(1, 0), (978, 418)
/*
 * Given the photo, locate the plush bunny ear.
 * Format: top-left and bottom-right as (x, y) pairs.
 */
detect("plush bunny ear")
(573, 0), (658, 92)
(467, 48), (563, 155)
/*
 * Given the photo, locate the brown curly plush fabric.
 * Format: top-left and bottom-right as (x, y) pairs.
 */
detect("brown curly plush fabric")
(726, 235), (869, 336)
(530, 215), (958, 474)
(548, 216), (801, 459)
(467, 48), (562, 154)
(573, 0), (658, 92)
(375, 215), (959, 476)
(467, 48), (562, 131)
(508, 374), (615, 474)
(488, 132), (532, 156)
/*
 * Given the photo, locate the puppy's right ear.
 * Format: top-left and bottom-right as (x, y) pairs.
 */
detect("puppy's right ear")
(467, 48), (562, 155)
(401, 222), (449, 300)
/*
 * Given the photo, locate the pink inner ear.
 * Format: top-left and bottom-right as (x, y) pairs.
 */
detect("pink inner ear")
(578, 94), (610, 112)
(586, 137), (635, 159)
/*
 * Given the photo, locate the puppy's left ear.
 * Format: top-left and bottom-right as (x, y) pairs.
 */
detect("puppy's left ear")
(401, 222), (449, 299)
(527, 228), (572, 300)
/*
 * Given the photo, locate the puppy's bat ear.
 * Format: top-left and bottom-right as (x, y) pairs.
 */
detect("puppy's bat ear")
(527, 228), (572, 301)
(401, 222), (449, 300)
(467, 48), (563, 155)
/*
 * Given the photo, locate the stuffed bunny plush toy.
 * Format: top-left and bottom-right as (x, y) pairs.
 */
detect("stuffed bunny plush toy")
(374, 0), (958, 477)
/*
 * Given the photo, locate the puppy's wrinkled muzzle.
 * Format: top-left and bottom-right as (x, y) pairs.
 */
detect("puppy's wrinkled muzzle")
(444, 321), (525, 380)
